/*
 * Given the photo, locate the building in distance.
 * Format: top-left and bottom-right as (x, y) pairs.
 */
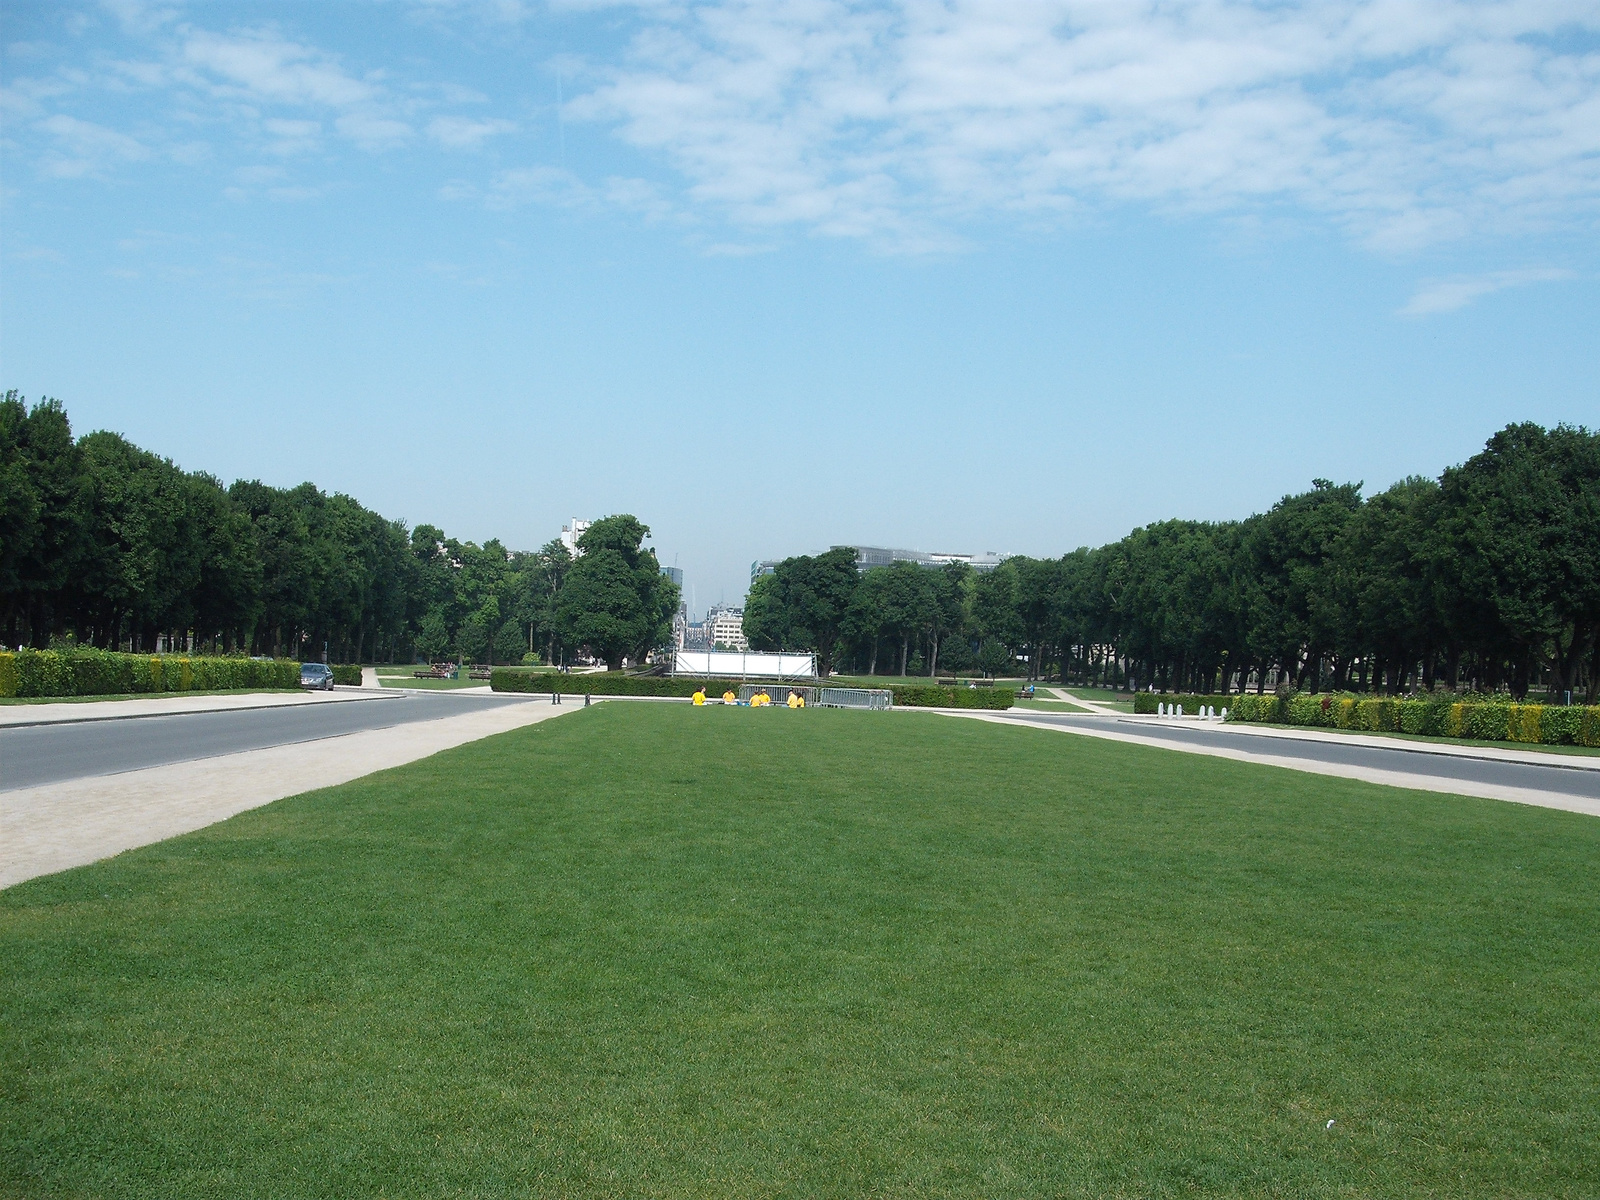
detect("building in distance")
(559, 519), (592, 557)
(706, 604), (748, 651)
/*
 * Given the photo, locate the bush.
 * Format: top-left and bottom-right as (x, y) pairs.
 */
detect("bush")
(890, 685), (1015, 710)
(0, 650), (300, 698)
(1465, 704), (1512, 742)
(1226, 694), (1284, 723)
(492, 671), (739, 699)
(330, 665), (364, 686)
(1541, 706), (1582, 746)
(1582, 708), (1600, 748)
(1216, 687), (1600, 748)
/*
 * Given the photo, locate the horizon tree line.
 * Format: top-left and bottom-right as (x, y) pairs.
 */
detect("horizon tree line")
(744, 422), (1599, 701)
(4, 395), (1595, 698)
(0, 393), (676, 667)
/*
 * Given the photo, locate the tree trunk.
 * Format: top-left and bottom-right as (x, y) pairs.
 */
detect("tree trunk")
(929, 634), (939, 677)
(899, 635), (908, 676)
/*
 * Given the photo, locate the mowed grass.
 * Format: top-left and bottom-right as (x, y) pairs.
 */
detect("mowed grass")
(3, 706), (1598, 1198)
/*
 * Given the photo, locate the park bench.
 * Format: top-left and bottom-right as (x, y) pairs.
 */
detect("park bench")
(467, 667), (493, 680)
(414, 663), (458, 679)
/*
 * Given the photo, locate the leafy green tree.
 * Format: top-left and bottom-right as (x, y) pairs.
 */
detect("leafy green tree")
(494, 618), (527, 665)
(417, 609), (452, 662)
(555, 515), (677, 669)
(743, 547), (859, 673)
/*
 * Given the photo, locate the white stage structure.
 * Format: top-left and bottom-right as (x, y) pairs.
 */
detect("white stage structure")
(673, 650), (817, 680)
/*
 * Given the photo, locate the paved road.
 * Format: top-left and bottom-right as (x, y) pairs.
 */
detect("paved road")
(989, 712), (1600, 802)
(0, 692), (543, 791)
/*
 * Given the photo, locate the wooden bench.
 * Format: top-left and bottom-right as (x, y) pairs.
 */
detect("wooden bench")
(467, 668), (492, 680)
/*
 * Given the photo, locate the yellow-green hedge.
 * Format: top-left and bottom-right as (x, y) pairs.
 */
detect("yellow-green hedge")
(0, 649), (301, 698)
(1212, 690), (1600, 747)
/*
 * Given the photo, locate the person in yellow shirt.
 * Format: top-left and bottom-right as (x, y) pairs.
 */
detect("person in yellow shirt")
(722, 689), (737, 704)
(755, 690), (771, 706)
(692, 687), (706, 706)
(786, 690), (801, 708)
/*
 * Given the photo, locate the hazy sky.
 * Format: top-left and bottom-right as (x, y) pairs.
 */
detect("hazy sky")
(4, 1), (1598, 615)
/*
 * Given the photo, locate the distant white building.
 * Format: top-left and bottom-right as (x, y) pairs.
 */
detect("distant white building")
(560, 518), (592, 557)
(706, 605), (747, 651)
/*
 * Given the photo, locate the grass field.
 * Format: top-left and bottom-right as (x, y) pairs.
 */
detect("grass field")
(4, 705), (1597, 1198)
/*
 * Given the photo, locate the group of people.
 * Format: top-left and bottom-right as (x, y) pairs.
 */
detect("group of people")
(691, 686), (807, 708)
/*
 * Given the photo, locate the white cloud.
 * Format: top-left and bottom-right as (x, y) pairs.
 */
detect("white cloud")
(427, 116), (517, 148)
(334, 113), (412, 148)
(181, 30), (375, 107)
(262, 118), (321, 155)
(567, 0), (1600, 249)
(1400, 268), (1576, 315)
(36, 113), (149, 176)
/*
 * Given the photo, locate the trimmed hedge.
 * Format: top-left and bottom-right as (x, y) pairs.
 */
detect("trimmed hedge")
(492, 671), (744, 699)
(889, 685), (1015, 710)
(489, 670), (1015, 710)
(0, 649), (301, 698)
(1170, 688), (1600, 748)
(330, 664), (364, 686)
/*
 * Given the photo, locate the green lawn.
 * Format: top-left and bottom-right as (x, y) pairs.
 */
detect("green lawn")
(3, 705), (1597, 1198)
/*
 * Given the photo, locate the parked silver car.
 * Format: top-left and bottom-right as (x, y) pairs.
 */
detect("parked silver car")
(300, 662), (335, 691)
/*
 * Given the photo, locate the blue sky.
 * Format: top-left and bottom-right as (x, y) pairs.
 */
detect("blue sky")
(3, 0), (1598, 614)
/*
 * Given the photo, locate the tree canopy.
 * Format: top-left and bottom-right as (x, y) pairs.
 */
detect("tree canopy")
(747, 423), (1600, 700)
(0, 392), (672, 668)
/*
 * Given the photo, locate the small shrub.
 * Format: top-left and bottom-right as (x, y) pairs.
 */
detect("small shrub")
(1581, 707), (1600, 748)
(331, 665), (364, 686)
(0, 649), (299, 698)
(1540, 706), (1582, 746)
(890, 685), (1014, 710)
(1465, 704), (1513, 742)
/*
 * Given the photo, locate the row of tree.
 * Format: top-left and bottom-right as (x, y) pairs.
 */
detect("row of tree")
(744, 422), (1600, 700)
(1, 394), (677, 666)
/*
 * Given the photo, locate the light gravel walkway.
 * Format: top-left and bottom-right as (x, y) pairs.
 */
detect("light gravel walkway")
(0, 687), (395, 729)
(1, 697), (580, 889)
(1047, 687), (1124, 714)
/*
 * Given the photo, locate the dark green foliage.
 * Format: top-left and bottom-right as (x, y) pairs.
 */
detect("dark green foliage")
(744, 547), (860, 674)
(329, 665), (363, 686)
(493, 671), (772, 699)
(554, 516), (678, 670)
(889, 684), (1016, 709)
(0, 649), (298, 697)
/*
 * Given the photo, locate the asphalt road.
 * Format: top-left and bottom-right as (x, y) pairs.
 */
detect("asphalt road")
(990, 711), (1600, 801)
(0, 692), (542, 791)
